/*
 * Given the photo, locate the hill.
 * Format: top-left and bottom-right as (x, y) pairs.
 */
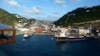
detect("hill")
(54, 5), (100, 27)
(0, 8), (24, 26)
(0, 8), (36, 27)
(0, 8), (52, 27)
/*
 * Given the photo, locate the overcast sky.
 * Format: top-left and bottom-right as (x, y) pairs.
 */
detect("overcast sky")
(0, 0), (100, 21)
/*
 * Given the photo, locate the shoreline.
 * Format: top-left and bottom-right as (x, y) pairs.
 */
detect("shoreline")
(16, 30), (54, 36)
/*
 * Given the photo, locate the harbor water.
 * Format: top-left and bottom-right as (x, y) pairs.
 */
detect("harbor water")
(0, 35), (100, 56)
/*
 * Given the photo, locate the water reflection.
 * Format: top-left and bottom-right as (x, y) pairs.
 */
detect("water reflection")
(0, 35), (100, 56)
(56, 39), (100, 56)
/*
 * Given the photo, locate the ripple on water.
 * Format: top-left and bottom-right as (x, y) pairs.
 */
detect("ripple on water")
(0, 35), (100, 56)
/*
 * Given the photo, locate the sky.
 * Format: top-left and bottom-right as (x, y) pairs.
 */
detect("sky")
(0, 0), (100, 21)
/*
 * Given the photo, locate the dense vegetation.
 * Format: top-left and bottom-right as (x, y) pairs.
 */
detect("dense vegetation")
(0, 8), (18, 26)
(0, 8), (36, 26)
(54, 5), (100, 27)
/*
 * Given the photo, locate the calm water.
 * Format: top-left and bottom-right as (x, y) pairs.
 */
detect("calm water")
(0, 35), (100, 56)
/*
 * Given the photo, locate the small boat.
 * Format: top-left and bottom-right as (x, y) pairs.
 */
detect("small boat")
(55, 36), (86, 42)
(23, 34), (29, 37)
(23, 33), (33, 39)
(23, 30), (33, 38)
(23, 34), (32, 39)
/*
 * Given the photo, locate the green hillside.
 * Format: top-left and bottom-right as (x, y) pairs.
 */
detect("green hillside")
(0, 8), (33, 26)
(54, 5), (100, 27)
(0, 8), (19, 26)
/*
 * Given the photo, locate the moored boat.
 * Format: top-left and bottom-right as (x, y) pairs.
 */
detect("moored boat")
(54, 27), (92, 42)
(23, 31), (33, 39)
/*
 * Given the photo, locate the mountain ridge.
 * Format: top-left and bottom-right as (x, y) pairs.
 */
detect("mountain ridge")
(54, 5), (100, 27)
